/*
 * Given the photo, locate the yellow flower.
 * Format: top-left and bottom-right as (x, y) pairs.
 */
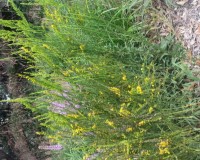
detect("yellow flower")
(122, 74), (127, 81)
(148, 107), (154, 114)
(51, 24), (58, 31)
(42, 44), (50, 49)
(63, 70), (73, 76)
(128, 88), (134, 95)
(99, 91), (103, 95)
(159, 139), (170, 155)
(119, 106), (131, 117)
(159, 139), (169, 148)
(67, 114), (79, 118)
(83, 154), (89, 160)
(88, 111), (95, 117)
(159, 147), (170, 155)
(79, 44), (85, 52)
(35, 131), (45, 135)
(73, 126), (84, 135)
(109, 87), (120, 97)
(141, 150), (150, 156)
(126, 127), (133, 132)
(120, 103), (126, 107)
(105, 120), (114, 127)
(21, 47), (27, 52)
(136, 85), (143, 94)
(138, 120), (145, 126)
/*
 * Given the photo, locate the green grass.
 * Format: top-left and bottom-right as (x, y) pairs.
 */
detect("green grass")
(0, 0), (200, 159)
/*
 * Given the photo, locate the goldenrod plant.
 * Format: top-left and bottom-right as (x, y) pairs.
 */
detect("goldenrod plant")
(0, 0), (199, 159)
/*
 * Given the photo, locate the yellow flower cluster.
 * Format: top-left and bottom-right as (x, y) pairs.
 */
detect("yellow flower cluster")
(92, 124), (96, 129)
(128, 85), (143, 95)
(63, 70), (73, 76)
(105, 119), (114, 127)
(126, 127), (133, 132)
(45, 10), (62, 22)
(109, 87), (120, 97)
(148, 107), (154, 114)
(122, 74), (127, 81)
(138, 120), (145, 126)
(21, 47), (29, 53)
(48, 134), (61, 142)
(67, 114), (79, 118)
(79, 44), (85, 52)
(119, 104), (131, 117)
(71, 124), (84, 136)
(141, 150), (150, 156)
(73, 127), (84, 135)
(88, 111), (95, 117)
(159, 139), (170, 155)
(128, 87), (134, 95)
(42, 44), (50, 49)
(136, 85), (143, 94)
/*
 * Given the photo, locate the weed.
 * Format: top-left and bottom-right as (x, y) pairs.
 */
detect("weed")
(0, 0), (199, 159)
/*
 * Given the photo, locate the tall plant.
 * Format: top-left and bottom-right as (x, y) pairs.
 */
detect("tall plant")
(0, 0), (199, 159)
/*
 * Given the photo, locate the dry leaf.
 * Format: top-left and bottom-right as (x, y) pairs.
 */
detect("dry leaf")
(187, 50), (192, 61)
(176, 0), (189, 6)
(195, 25), (200, 35)
(195, 59), (200, 66)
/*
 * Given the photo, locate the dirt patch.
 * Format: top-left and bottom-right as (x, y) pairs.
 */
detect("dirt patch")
(168, 0), (200, 92)
(169, 0), (200, 57)
(0, 41), (44, 160)
(7, 77), (37, 160)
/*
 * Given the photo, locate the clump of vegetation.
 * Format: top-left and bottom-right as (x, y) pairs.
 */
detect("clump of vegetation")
(0, 0), (199, 159)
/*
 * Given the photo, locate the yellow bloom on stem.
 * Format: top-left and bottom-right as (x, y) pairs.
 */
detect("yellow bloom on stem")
(88, 111), (95, 117)
(159, 139), (170, 155)
(73, 126), (84, 135)
(80, 44), (85, 52)
(126, 127), (133, 132)
(141, 150), (150, 156)
(63, 70), (71, 76)
(83, 154), (89, 160)
(136, 85), (143, 94)
(42, 44), (50, 49)
(148, 107), (154, 114)
(159, 139), (169, 148)
(105, 120), (114, 127)
(138, 120), (145, 126)
(99, 91), (103, 95)
(122, 74), (127, 81)
(128, 88), (134, 95)
(119, 106), (131, 117)
(67, 114), (79, 118)
(109, 87), (120, 97)
(21, 47), (29, 53)
(159, 147), (170, 155)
